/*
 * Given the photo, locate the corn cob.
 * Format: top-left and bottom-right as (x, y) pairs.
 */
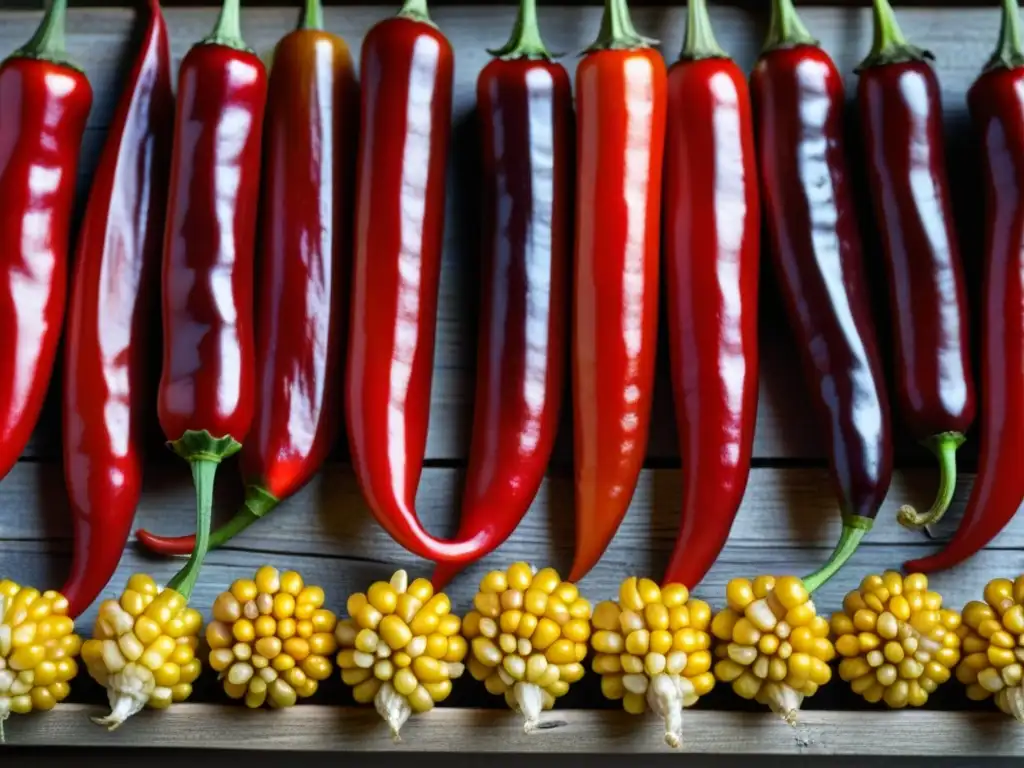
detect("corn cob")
(956, 577), (1024, 721)
(590, 577), (714, 748)
(711, 575), (833, 725)
(0, 581), (81, 742)
(81, 573), (203, 730)
(463, 562), (592, 732)
(335, 569), (465, 740)
(832, 571), (960, 707)
(206, 566), (337, 708)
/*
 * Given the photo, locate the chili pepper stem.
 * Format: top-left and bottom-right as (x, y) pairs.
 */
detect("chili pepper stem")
(679, 0), (727, 60)
(763, 0), (818, 52)
(489, 0), (555, 60)
(584, 0), (655, 52)
(896, 432), (965, 532)
(986, 0), (1024, 71)
(801, 516), (873, 593)
(9, 0), (79, 70)
(857, 0), (931, 70)
(397, 0), (432, 25)
(164, 459), (216, 600)
(200, 0), (251, 52)
(300, 0), (324, 30)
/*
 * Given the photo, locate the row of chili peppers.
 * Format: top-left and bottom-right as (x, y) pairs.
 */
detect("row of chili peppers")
(1, 0), (1022, 626)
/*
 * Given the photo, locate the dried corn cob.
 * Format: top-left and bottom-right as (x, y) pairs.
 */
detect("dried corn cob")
(832, 571), (960, 707)
(207, 566), (337, 708)
(590, 577), (714, 748)
(336, 570), (465, 740)
(956, 577), (1024, 720)
(711, 575), (834, 724)
(463, 562), (592, 732)
(0, 581), (81, 741)
(81, 573), (202, 729)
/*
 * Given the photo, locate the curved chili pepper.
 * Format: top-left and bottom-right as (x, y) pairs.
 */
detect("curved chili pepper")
(905, 0), (1024, 574)
(157, 0), (266, 600)
(660, 0), (759, 590)
(753, 0), (893, 593)
(568, 0), (666, 582)
(134, 0), (355, 558)
(0, 0), (92, 485)
(60, 0), (172, 617)
(431, 0), (572, 589)
(856, 0), (975, 534)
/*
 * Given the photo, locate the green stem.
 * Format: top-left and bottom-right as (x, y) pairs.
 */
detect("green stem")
(763, 0), (818, 52)
(397, 0), (432, 25)
(584, 0), (655, 53)
(801, 516), (873, 594)
(896, 432), (965, 531)
(200, 0), (251, 52)
(489, 0), (554, 60)
(985, 0), (1024, 71)
(9, 0), (78, 70)
(208, 485), (279, 548)
(165, 460), (217, 601)
(680, 0), (727, 61)
(300, 0), (324, 30)
(857, 0), (931, 70)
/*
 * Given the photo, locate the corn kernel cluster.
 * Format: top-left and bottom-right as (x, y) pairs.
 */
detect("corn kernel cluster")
(0, 581), (80, 740)
(590, 577), (714, 748)
(833, 571), (960, 708)
(336, 570), (465, 740)
(82, 574), (202, 730)
(463, 563), (591, 731)
(956, 577), (1024, 721)
(207, 566), (337, 708)
(712, 575), (833, 724)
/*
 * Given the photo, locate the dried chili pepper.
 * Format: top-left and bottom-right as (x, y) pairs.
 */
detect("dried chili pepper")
(157, 0), (266, 598)
(660, 0), (759, 590)
(135, 0), (355, 557)
(61, 0), (172, 617)
(857, 0), (975, 534)
(906, 0), (1024, 574)
(569, 0), (666, 581)
(431, 0), (572, 589)
(0, 0), (92, 484)
(753, 0), (893, 592)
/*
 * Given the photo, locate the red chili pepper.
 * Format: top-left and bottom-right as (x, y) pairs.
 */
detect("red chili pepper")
(856, 0), (976, 535)
(0, 0), (92, 485)
(134, 0), (355, 558)
(753, 0), (893, 593)
(431, 0), (571, 589)
(60, 0), (172, 616)
(660, 0), (760, 590)
(906, 0), (1024, 574)
(568, 0), (666, 581)
(157, 0), (266, 600)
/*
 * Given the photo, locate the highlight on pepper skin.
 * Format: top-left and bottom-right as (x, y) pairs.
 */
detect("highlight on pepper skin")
(711, 575), (834, 725)
(590, 577), (714, 748)
(206, 566), (337, 708)
(335, 569), (466, 741)
(0, 581), (81, 742)
(463, 562), (592, 732)
(80, 573), (202, 730)
(832, 572), (961, 707)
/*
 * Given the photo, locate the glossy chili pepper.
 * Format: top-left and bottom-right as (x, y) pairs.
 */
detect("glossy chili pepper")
(431, 0), (572, 589)
(906, 0), (1024, 574)
(753, 0), (893, 593)
(157, 0), (266, 600)
(0, 0), (92, 485)
(856, 0), (976, 535)
(60, 0), (172, 617)
(660, 0), (760, 590)
(135, 0), (356, 558)
(568, 0), (666, 582)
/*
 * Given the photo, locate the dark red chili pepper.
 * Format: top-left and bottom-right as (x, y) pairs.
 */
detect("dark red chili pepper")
(60, 0), (172, 617)
(569, 0), (666, 581)
(0, 0), (92, 485)
(856, 0), (975, 535)
(906, 0), (1024, 574)
(157, 0), (266, 599)
(135, 0), (355, 558)
(431, 0), (572, 589)
(753, 0), (893, 593)
(660, 0), (760, 590)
